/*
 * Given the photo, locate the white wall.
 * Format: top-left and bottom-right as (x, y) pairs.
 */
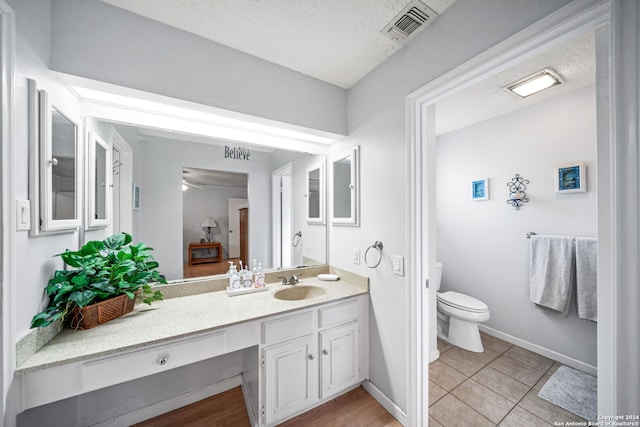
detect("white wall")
(436, 86), (598, 367)
(49, 0), (347, 136)
(332, 0), (573, 414)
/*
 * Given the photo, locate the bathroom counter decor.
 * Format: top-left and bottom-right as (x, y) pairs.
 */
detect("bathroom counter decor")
(70, 293), (135, 330)
(29, 232), (165, 330)
(226, 284), (269, 296)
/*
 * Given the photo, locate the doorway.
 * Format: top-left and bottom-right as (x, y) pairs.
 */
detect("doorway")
(406, 3), (615, 425)
(272, 163), (293, 269)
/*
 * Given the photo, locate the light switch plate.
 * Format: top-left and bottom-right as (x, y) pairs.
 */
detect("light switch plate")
(353, 248), (360, 265)
(393, 255), (404, 276)
(16, 199), (31, 231)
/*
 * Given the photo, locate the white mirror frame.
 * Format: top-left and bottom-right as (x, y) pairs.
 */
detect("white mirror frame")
(38, 88), (83, 232)
(86, 130), (111, 228)
(332, 145), (359, 226)
(306, 161), (325, 224)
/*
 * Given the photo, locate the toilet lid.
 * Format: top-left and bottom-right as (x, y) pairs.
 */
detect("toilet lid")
(437, 291), (488, 313)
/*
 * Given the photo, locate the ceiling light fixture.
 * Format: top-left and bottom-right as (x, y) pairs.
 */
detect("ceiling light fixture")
(504, 69), (563, 98)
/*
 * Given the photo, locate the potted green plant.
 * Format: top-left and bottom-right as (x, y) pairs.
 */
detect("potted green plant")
(31, 232), (165, 330)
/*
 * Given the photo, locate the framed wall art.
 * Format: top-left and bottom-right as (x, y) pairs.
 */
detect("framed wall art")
(471, 178), (489, 200)
(555, 162), (585, 193)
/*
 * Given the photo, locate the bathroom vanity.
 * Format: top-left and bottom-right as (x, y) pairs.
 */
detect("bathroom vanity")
(16, 276), (369, 426)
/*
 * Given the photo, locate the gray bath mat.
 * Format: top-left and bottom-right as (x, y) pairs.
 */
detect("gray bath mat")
(538, 365), (597, 421)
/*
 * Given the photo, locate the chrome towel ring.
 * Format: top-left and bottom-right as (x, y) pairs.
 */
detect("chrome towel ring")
(292, 231), (302, 247)
(365, 241), (383, 268)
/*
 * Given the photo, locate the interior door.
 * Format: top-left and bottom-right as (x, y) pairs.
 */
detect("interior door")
(228, 198), (248, 258)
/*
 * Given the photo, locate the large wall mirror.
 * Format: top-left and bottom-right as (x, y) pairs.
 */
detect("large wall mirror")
(97, 121), (328, 282)
(86, 131), (111, 228)
(37, 87), (82, 231)
(332, 145), (359, 226)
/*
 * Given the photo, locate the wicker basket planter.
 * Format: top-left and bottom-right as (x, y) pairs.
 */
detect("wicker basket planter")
(70, 294), (135, 330)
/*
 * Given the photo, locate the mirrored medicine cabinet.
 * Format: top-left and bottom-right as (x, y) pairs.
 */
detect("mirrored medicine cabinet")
(86, 131), (111, 228)
(35, 84), (83, 232)
(306, 162), (325, 224)
(332, 145), (359, 226)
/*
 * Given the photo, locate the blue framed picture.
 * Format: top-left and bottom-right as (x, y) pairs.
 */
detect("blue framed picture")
(555, 162), (586, 193)
(471, 178), (489, 200)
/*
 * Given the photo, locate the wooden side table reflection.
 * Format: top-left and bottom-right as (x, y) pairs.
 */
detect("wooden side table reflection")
(188, 242), (222, 266)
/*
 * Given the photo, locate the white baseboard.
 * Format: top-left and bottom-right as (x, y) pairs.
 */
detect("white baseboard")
(362, 380), (407, 426)
(429, 349), (440, 363)
(479, 325), (597, 376)
(93, 375), (243, 427)
(241, 375), (259, 427)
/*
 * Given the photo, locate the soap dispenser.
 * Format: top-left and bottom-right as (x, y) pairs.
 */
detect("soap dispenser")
(254, 262), (265, 288)
(228, 264), (241, 289)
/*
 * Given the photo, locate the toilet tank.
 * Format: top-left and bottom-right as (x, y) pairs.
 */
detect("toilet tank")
(435, 262), (443, 291)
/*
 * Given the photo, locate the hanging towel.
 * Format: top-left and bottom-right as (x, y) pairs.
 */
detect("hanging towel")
(575, 237), (598, 321)
(530, 235), (575, 315)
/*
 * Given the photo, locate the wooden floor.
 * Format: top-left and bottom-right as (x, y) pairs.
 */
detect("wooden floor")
(133, 386), (401, 427)
(183, 258), (241, 278)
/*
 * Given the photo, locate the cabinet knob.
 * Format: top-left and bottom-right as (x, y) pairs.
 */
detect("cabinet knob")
(322, 349), (329, 355)
(158, 357), (167, 365)
(308, 354), (315, 360)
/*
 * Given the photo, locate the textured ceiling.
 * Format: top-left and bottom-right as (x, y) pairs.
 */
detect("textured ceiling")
(435, 31), (596, 135)
(100, 0), (455, 89)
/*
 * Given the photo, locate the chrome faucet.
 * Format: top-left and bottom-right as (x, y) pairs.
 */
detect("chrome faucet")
(278, 274), (300, 286)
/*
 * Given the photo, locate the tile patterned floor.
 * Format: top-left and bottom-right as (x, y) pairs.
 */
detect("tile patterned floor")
(429, 332), (589, 426)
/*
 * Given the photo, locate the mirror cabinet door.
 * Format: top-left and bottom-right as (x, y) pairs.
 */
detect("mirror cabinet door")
(332, 146), (359, 226)
(39, 89), (82, 231)
(87, 131), (111, 228)
(307, 162), (325, 224)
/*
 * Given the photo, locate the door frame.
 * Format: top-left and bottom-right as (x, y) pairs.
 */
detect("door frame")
(0, 1), (14, 424)
(405, 1), (635, 424)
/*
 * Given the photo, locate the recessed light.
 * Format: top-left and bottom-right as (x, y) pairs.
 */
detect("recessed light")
(505, 69), (563, 98)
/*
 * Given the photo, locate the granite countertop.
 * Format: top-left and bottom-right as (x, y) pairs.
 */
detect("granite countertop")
(16, 277), (367, 375)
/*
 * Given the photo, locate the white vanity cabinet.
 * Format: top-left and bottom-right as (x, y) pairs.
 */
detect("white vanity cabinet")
(260, 295), (367, 426)
(319, 321), (359, 399)
(262, 334), (317, 425)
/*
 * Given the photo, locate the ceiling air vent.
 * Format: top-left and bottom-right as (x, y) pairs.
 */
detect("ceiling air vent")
(380, 0), (438, 44)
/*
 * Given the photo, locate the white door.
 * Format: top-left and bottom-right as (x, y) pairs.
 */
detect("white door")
(228, 198), (248, 258)
(272, 163), (293, 269)
(263, 334), (317, 425)
(319, 322), (359, 399)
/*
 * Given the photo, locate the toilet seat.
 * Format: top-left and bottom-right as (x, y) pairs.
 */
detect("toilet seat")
(437, 291), (488, 313)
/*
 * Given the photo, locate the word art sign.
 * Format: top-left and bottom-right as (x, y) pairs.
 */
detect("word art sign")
(225, 146), (251, 161)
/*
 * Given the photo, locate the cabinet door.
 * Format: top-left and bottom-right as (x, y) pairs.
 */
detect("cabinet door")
(263, 334), (317, 425)
(319, 322), (359, 399)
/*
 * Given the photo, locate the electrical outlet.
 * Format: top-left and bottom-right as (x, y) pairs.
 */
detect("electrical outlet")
(353, 248), (360, 264)
(393, 255), (404, 276)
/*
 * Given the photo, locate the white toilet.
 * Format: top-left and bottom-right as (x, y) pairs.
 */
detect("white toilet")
(435, 262), (490, 353)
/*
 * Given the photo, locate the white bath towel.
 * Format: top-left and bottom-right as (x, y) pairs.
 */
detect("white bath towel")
(530, 235), (575, 315)
(575, 237), (597, 321)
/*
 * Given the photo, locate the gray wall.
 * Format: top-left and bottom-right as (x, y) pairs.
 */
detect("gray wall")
(329, 0), (573, 411)
(436, 86), (598, 368)
(50, 0), (347, 136)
